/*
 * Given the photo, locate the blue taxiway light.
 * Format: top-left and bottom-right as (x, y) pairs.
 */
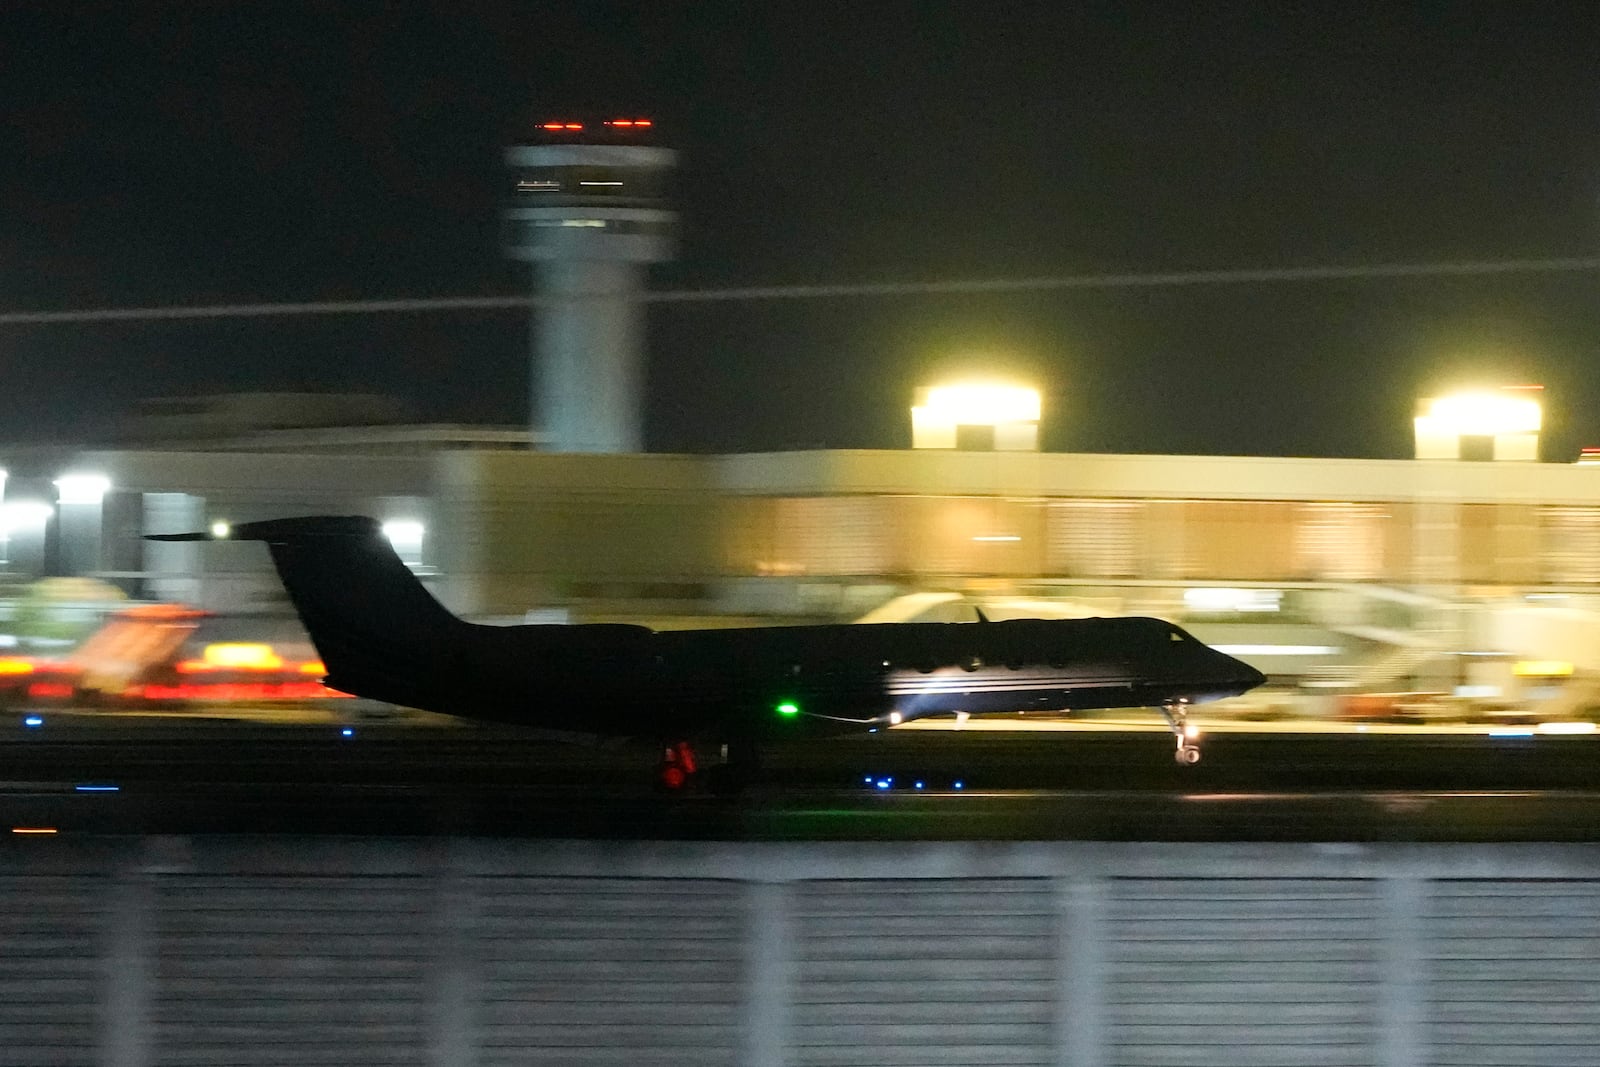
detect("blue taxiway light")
(875, 778), (892, 790)
(952, 780), (965, 790)
(74, 784), (119, 793)
(340, 727), (355, 738)
(22, 716), (42, 728)
(914, 781), (925, 790)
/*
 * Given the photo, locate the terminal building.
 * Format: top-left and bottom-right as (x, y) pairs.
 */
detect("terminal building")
(2, 384), (1599, 709)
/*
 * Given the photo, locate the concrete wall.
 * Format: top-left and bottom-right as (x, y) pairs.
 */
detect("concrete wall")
(431, 451), (721, 615)
(11, 444), (1600, 615)
(9, 836), (1600, 1066)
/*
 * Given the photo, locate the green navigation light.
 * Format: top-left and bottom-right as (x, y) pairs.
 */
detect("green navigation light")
(776, 701), (800, 717)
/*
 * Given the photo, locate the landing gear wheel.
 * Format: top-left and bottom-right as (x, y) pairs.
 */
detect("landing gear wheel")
(656, 741), (699, 792)
(1159, 700), (1202, 768)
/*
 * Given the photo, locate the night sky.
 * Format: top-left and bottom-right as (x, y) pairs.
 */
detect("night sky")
(2, 2), (1598, 458)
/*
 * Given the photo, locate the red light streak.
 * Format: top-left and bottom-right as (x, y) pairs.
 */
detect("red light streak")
(137, 682), (352, 702)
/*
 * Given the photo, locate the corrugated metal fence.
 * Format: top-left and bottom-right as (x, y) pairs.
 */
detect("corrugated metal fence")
(5, 838), (1600, 1066)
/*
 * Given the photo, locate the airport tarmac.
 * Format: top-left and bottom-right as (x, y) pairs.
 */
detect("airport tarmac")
(3, 710), (1600, 839)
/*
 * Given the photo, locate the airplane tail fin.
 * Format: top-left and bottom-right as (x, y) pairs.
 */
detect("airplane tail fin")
(147, 516), (461, 706)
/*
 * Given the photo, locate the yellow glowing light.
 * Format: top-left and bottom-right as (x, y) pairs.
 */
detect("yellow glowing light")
(201, 643), (284, 670)
(914, 383), (1041, 427)
(1513, 659), (1575, 677)
(1416, 391), (1542, 436)
(11, 827), (57, 835)
(0, 659), (33, 676)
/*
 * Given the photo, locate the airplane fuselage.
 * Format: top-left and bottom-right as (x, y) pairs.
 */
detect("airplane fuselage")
(382, 615), (1264, 741)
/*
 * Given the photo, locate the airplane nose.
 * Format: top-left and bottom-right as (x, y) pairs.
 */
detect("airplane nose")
(1215, 650), (1267, 692)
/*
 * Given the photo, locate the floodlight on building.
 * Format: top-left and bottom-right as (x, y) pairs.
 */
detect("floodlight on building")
(1413, 388), (1543, 461)
(912, 382), (1042, 450)
(0, 501), (53, 533)
(53, 473), (111, 505)
(0, 500), (52, 572)
(382, 520), (424, 547)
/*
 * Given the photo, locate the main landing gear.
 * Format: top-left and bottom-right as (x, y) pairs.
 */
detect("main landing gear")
(657, 740), (762, 795)
(657, 741), (699, 791)
(1160, 701), (1203, 765)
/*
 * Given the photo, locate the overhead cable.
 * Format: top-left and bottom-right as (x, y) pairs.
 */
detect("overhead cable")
(2, 255), (1599, 326)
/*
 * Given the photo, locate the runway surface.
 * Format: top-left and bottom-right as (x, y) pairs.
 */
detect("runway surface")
(3, 710), (1600, 840)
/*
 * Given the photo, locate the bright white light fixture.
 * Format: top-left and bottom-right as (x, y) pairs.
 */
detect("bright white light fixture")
(53, 473), (111, 505)
(1414, 388), (1542, 460)
(912, 381), (1041, 450)
(382, 520), (425, 551)
(210, 521), (232, 539)
(0, 501), (52, 533)
(1420, 391), (1542, 434)
(917, 383), (1041, 424)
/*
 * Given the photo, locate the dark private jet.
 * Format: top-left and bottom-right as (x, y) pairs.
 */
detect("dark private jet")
(149, 516), (1265, 789)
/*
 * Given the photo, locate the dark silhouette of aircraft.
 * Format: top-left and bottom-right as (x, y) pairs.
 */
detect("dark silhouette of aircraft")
(149, 516), (1265, 789)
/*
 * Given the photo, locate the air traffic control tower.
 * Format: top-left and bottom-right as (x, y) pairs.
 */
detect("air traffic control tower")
(503, 118), (677, 452)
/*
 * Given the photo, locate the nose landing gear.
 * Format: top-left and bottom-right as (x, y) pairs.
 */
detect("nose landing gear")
(1160, 701), (1203, 765)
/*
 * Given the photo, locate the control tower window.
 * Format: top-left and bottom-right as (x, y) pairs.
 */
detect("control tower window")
(509, 166), (666, 201)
